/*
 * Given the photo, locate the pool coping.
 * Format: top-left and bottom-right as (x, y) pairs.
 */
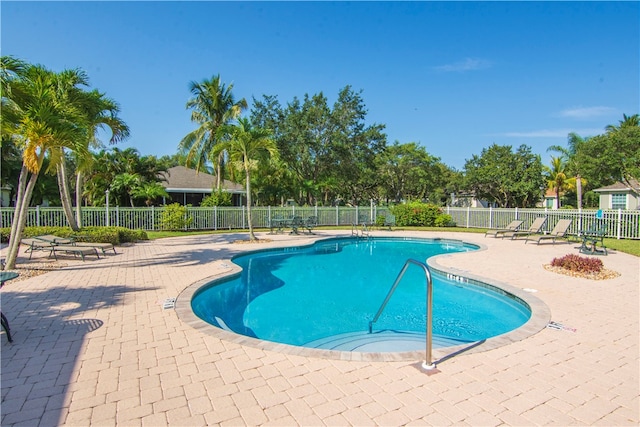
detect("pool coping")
(174, 236), (551, 364)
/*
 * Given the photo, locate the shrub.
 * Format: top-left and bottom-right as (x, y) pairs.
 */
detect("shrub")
(391, 202), (454, 227)
(375, 216), (387, 227)
(434, 214), (456, 227)
(0, 226), (147, 244)
(551, 254), (603, 273)
(201, 190), (232, 207)
(159, 203), (194, 230)
(392, 202), (441, 226)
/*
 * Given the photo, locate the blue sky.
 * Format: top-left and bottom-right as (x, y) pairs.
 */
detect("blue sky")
(2, 1), (638, 170)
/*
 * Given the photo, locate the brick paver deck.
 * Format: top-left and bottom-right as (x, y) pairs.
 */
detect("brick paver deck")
(1, 230), (638, 426)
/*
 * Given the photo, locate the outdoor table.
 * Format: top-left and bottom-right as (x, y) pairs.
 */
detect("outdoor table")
(0, 271), (18, 343)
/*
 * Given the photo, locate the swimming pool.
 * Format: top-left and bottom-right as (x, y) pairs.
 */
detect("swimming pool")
(191, 237), (532, 353)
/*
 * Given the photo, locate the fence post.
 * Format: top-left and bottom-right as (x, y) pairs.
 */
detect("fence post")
(578, 206), (582, 232)
(617, 208), (622, 239)
(515, 207), (518, 220)
(116, 206), (119, 227)
(36, 205), (41, 227)
(488, 206), (492, 229)
(336, 205), (339, 226)
(466, 206), (470, 228)
(105, 190), (110, 227)
(370, 200), (374, 223)
(214, 206), (218, 230)
(242, 206), (246, 229)
(151, 206), (155, 230)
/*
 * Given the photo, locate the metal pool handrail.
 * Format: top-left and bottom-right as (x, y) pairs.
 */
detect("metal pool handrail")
(368, 258), (436, 370)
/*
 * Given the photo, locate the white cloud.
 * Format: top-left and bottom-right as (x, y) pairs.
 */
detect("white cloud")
(559, 106), (616, 119)
(433, 58), (491, 72)
(501, 128), (604, 138)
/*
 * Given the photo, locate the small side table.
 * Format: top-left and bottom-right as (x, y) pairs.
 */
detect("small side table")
(0, 271), (18, 343)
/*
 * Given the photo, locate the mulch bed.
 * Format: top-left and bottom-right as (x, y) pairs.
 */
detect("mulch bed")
(543, 264), (621, 280)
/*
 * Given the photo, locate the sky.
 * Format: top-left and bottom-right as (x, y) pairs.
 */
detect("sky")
(2, 1), (639, 170)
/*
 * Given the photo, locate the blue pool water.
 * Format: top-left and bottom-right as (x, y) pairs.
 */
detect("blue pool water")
(191, 237), (531, 352)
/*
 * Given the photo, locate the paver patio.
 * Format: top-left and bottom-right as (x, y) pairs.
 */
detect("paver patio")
(1, 230), (638, 426)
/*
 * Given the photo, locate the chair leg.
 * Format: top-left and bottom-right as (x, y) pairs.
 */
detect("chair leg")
(1, 312), (13, 343)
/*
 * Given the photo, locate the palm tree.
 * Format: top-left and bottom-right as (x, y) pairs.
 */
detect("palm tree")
(605, 113), (640, 132)
(110, 172), (141, 207)
(69, 90), (129, 227)
(131, 182), (169, 207)
(212, 118), (277, 241)
(46, 67), (92, 231)
(548, 132), (588, 208)
(544, 156), (575, 209)
(179, 75), (247, 189)
(2, 61), (87, 269)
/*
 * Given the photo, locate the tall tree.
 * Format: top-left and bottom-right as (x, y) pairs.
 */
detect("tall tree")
(544, 156), (570, 208)
(464, 144), (544, 208)
(212, 118), (277, 241)
(250, 87), (387, 206)
(1, 59), (87, 269)
(548, 132), (589, 208)
(575, 114), (640, 193)
(179, 75), (247, 189)
(46, 68), (92, 231)
(377, 141), (443, 204)
(69, 90), (129, 227)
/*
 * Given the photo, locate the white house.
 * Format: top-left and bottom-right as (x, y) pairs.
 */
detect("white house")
(593, 179), (640, 210)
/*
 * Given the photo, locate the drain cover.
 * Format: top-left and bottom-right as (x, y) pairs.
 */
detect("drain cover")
(162, 298), (176, 309)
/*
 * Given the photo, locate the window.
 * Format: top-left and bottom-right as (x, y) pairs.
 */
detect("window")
(611, 193), (627, 210)
(545, 198), (554, 208)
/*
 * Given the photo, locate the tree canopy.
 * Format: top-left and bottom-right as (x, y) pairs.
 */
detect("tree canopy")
(463, 144), (544, 208)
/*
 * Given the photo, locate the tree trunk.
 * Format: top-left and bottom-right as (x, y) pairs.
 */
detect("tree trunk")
(576, 175), (582, 209)
(245, 167), (256, 241)
(216, 152), (223, 190)
(57, 160), (79, 231)
(4, 168), (39, 270)
(75, 172), (84, 228)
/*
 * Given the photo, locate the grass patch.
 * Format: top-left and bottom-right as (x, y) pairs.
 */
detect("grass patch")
(602, 238), (640, 257)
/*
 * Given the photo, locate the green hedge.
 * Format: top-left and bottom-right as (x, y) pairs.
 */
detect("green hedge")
(0, 226), (148, 244)
(391, 202), (456, 227)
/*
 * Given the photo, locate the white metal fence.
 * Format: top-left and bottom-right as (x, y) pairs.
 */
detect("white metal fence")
(1, 205), (638, 239)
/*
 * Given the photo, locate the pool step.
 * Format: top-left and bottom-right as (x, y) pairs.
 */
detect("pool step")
(304, 330), (471, 352)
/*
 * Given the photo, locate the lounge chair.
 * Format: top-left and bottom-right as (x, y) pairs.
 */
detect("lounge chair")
(50, 245), (100, 261)
(525, 219), (573, 245)
(503, 217), (547, 240)
(21, 237), (100, 261)
(36, 234), (116, 255)
(21, 238), (56, 259)
(484, 220), (523, 238)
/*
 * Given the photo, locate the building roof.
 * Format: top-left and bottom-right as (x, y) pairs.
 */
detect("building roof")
(160, 166), (244, 193)
(593, 179), (640, 193)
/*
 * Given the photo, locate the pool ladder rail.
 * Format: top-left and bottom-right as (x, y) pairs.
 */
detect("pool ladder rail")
(351, 223), (371, 239)
(369, 258), (436, 371)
